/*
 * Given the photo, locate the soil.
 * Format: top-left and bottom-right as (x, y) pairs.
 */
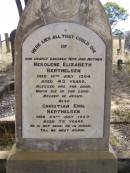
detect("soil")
(110, 63), (130, 155)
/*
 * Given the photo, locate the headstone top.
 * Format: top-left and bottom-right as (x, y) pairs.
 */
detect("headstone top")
(18, 0), (111, 43)
(50, 0), (81, 18)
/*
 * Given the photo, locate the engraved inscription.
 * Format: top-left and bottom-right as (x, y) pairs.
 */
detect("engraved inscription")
(22, 23), (106, 139)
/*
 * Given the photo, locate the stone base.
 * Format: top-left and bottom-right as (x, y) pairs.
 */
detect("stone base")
(7, 145), (117, 173)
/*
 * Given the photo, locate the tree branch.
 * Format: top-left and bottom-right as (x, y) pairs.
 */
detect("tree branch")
(24, 0), (28, 5)
(15, 0), (23, 17)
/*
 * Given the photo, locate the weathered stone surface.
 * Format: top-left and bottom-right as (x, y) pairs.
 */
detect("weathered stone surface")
(7, 0), (117, 173)
(124, 31), (130, 53)
(22, 23), (106, 139)
(14, 0), (112, 151)
(7, 145), (117, 173)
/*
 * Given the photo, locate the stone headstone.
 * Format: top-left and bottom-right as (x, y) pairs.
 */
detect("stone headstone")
(0, 34), (2, 53)
(4, 33), (10, 53)
(7, 0), (117, 173)
(124, 31), (130, 53)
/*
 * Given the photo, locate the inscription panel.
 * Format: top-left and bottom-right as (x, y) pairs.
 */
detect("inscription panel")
(22, 23), (106, 139)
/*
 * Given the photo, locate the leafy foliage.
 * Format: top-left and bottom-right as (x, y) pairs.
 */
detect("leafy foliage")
(104, 2), (129, 29)
(113, 29), (123, 36)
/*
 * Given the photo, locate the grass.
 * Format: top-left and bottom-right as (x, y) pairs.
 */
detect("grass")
(0, 122), (15, 150)
(115, 100), (120, 105)
(113, 107), (130, 121)
(110, 134), (119, 146)
(128, 80), (130, 86)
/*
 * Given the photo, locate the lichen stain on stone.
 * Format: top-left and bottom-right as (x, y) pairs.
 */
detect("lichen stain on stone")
(22, 0), (43, 29)
(88, 0), (111, 41)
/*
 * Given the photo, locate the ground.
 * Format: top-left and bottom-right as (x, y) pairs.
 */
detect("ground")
(111, 64), (130, 154)
(0, 39), (130, 156)
(110, 39), (130, 155)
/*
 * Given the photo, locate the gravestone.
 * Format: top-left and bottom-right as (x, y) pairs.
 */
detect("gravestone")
(7, 0), (117, 173)
(4, 33), (10, 53)
(0, 34), (2, 52)
(124, 31), (130, 53)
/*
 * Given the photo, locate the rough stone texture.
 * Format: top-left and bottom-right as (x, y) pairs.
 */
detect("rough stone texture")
(7, 145), (117, 173)
(14, 0), (112, 151)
